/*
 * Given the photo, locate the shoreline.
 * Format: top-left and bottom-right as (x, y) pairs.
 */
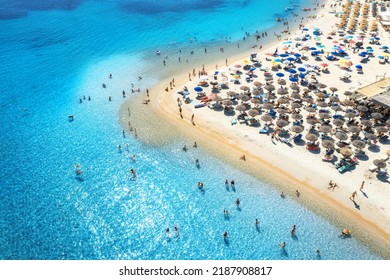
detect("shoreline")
(120, 0), (390, 259)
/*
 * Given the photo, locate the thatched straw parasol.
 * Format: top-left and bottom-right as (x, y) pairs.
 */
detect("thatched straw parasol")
(375, 126), (389, 133)
(254, 81), (263, 87)
(348, 125), (361, 134)
(291, 93), (301, 100)
(365, 133), (377, 140)
(277, 108), (288, 114)
(222, 99), (234, 106)
(291, 125), (304, 133)
(261, 114), (273, 122)
(317, 101), (329, 108)
(227, 91), (237, 97)
(357, 105), (368, 112)
(335, 131), (348, 141)
(240, 85), (250, 91)
(240, 94), (250, 102)
(250, 98), (261, 104)
(329, 96), (340, 102)
(319, 125), (332, 133)
(291, 102), (302, 109)
(210, 94), (223, 102)
(277, 88), (288, 95)
(340, 147), (353, 157)
(373, 159), (387, 168)
(319, 112), (331, 119)
(352, 140), (366, 149)
(371, 112), (383, 120)
(342, 100), (355, 106)
(277, 98), (289, 104)
(322, 140), (335, 148)
(332, 118), (345, 127)
(305, 133), (319, 142)
(264, 84), (275, 92)
(305, 106), (316, 113)
(235, 104), (247, 111)
(361, 119), (373, 127)
(262, 103), (274, 110)
(276, 119), (289, 128)
(291, 113), (303, 120)
(248, 109), (260, 117)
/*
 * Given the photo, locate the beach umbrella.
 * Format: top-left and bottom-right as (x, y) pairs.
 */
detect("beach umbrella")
(317, 101), (329, 108)
(299, 73), (306, 79)
(355, 64), (363, 70)
(291, 102), (302, 109)
(321, 63), (329, 67)
(227, 91), (237, 97)
(276, 72), (285, 77)
(317, 83), (327, 89)
(235, 104), (247, 111)
(305, 133), (319, 142)
(348, 125), (361, 134)
(329, 87), (338, 93)
(319, 124), (332, 133)
(290, 84), (300, 90)
(375, 126), (389, 133)
(254, 81), (263, 87)
(265, 93), (276, 100)
(357, 105), (368, 112)
(222, 99), (233, 106)
(344, 112), (356, 119)
(373, 159), (387, 168)
(343, 100), (355, 106)
(316, 92), (325, 98)
(210, 81), (219, 86)
(305, 106), (316, 113)
(277, 88), (288, 95)
(291, 93), (301, 100)
(332, 119), (344, 127)
(250, 98), (261, 104)
(261, 114), (273, 122)
(194, 86), (203, 92)
(371, 112), (383, 120)
(352, 140), (366, 149)
(291, 125), (304, 133)
(239, 94), (250, 102)
(276, 119), (289, 128)
(306, 118), (318, 125)
(340, 147), (353, 157)
(361, 119), (373, 127)
(277, 108), (288, 114)
(298, 67), (306, 72)
(210, 94), (223, 102)
(291, 113), (303, 120)
(322, 140), (335, 148)
(262, 103), (274, 110)
(331, 104), (342, 112)
(344, 91), (353, 96)
(289, 77), (298, 83)
(277, 98), (289, 105)
(248, 109), (260, 117)
(278, 78), (287, 85)
(319, 112), (331, 119)
(329, 96), (340, 102)
(264, 84), (276, 92)
(288, 69), (297, 74)
(240, 86), (250, 92)
(302, 88), (311, 93)
(365, 133), (377, 140)
(386, 119), (390, 126)
(335, 132), (348, 141)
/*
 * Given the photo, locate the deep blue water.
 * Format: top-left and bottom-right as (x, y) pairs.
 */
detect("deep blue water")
(0, 0), (382, 259)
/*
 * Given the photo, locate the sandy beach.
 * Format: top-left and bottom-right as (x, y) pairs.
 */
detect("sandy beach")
(121, 0), (390, 258)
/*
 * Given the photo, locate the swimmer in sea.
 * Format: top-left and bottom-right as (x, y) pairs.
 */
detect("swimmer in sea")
(291, 224), (296, 236)
(236, 198), (240, 207)
(223, 231), (228, 239)
(279, 242), (286, 248)
(183, 145), (187, 152)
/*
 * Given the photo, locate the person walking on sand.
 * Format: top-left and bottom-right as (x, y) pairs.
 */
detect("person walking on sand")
(350, 191), (357, 201)
(191, 114), (195, 124)
(360, 181), (365, 191)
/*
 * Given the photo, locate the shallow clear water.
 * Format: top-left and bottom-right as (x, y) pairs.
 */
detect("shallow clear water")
(0, 0), (382, 259)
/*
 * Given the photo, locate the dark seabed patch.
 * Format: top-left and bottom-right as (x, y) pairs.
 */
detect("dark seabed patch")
(0, 0), (84, 20)
(120, 0), (224, 14)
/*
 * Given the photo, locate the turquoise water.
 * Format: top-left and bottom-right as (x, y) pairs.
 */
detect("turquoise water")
(0, 0), (382, 259)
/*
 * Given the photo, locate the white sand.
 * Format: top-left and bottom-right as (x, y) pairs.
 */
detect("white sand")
(121, 0), (390, 255)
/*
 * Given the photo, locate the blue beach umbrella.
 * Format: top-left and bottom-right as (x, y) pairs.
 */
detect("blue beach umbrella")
(378, 55), (384, 59)
(276, 72), (285, 77)
(375, 37), (380, 41)
(289, 77), (298, 82)
(288, 69), (297, 74)
(299, 73), (306, 79)
(355, 64), (363, 69)
(274, 58), (281, 62)
(194, 86), (203, 92)
(359, 52), (367, 57)
(331, 51), (338, 55)
(287, 57), (296, 61)
(298, 67), (306, 72)
(309, 47), (317, 50)
(313, 31), (320, 36)
(382, 46), (389, 50)
(302, 28), (309, 31)
(279, 53), (288, 57)
(293, 53), (302, 58)
(327, 55), (334, 60)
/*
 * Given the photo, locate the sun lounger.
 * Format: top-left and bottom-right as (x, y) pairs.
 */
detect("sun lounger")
(259, 126), (270, 134)
(231, 118), (237, 125)
(368, 164), (378, 172)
